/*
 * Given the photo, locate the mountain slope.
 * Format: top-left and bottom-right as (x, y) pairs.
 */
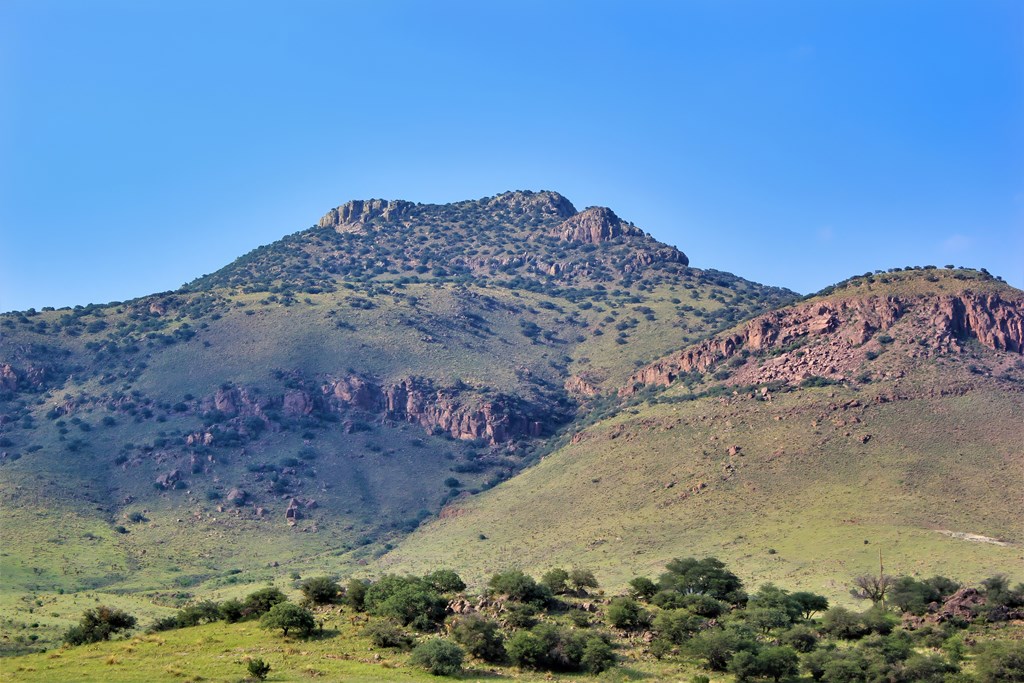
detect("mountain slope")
(0, 190), (796, 652)
(379, 269), (1024, 597)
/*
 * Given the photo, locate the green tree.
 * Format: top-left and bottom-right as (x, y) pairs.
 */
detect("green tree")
(581, 636), (616, 674)
(63, 606), (137, 645)
(300, 576), (340, 605)
(344, 578), (369, 611)
(260, 602), (315, 637)
(362, 621), (414, 649)
(569, 568), (599, 592)
(488, 569), (550, 605)
(628, 576), (657, 600)
(409, 638), (464, 676)
(660, 557), (746, 605)
(790, 591), (830, 620)
(541, 568), (569, 595)
(688, 628), (754, 671)
(423, 569), (466, 594)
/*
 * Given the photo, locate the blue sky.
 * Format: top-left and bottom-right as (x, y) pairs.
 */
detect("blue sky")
(2, 0), (1022, 312)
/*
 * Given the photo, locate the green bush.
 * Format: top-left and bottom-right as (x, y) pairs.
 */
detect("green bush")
(607, 596), (649, 629)
(409, 638), (464, 676)
(451, 614), (506, 663)
(247, 657), (271, 680)
(300, 576), (340, 605)
(362, 620), (414, 650)
(242, 587), (287, 618)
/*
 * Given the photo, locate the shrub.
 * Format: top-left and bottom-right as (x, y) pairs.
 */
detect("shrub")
(219, 598), (244, 623)
(653, 608), (703, 644)
(362, 621), (414, 650)
(451, 614), (506, 663)
(247, 657), (271, 680)
(974, 642), (1024, 683)
(821, 606), (868, 640)
(628, 576), (657, 600)
(344, 578), (368, 611)
(300, 576), (340, 605)
(409, 638), (464, 676)
(607, 596), (649, 630)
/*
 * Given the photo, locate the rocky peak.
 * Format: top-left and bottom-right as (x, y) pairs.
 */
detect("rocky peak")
(557, 206), (643, 244)
(318, 199), (414, 231)
(484, 190), (577, 219)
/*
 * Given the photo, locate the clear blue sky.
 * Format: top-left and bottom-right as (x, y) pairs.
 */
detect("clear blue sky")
(2, 0), (1022, 313)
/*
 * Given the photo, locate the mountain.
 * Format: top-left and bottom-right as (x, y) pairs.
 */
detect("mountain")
(0, 191), (797, 652)
(381, 268), (1024, 595)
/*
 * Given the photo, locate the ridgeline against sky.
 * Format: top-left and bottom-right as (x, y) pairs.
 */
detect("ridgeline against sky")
(1, 0), (1022, 313)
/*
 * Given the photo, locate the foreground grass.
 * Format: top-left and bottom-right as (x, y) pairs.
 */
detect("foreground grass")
(0, 608), (713, 683)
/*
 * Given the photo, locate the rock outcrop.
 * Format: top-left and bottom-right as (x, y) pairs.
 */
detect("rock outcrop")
(557, 207), (643, 244)
(622, 291), (1023, 395)
(323, 375), (546, 444)
(318, 199), (414, 231)
(929, 292), (1024, 353)
(485, 190), (577, 219)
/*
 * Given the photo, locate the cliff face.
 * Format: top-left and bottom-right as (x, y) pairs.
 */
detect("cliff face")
(318, 199), (415, 230)
(326, 375), (545, 443)
(622, 291), (1024, 395)
(188, 375), (550, 447)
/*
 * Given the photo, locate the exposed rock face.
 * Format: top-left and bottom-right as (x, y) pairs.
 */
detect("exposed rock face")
(557, 207), (643, 244)
(930, 293), (1024, 353)
(324, 375), (545, 444)
(318, 199), (414, 230)
(486, 190), (577, 219)
(622, 292), (1023, 395)
(565, 374), (601, 398)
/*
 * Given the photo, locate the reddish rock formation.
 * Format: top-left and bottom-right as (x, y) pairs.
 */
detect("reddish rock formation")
(565, 374), (601, 398)
(0, 364), (17, 393)
(621, 292), (1023, 395)
(557, 207), (643, 244)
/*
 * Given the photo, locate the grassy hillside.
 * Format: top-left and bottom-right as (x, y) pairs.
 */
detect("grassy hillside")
(0, 191), (796, 654)
(381, 271), (1024, 598)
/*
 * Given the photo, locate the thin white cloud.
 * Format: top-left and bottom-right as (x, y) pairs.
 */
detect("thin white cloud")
(941, 234), (972, 253)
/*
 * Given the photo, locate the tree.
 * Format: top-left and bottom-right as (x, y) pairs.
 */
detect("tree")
(451, 614), (506, 663)
(660, 557), (746, 605)
(488, 569), (550, 605)
(423, 569), (466, 594)
(569, 568), (599, 593)
(409, 639), (464, 676)
(729, 646), (799, 683)
(300, 576), (340, 605)
(364, 576), (447, 630)
(362, 621), (414, 649)
(974, 642), (1024, 683)
(688, 627), (754, 671)
(260, 602), (315, 637)
(63, 606), (137, 645)
(790, 591), (829, 620)
(541, 568), (569, 595)
(821, 607), (868, 640)
(628, 576), (657, 601)
(851, 574), (894, 605)
(344, 578), (368, 611)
